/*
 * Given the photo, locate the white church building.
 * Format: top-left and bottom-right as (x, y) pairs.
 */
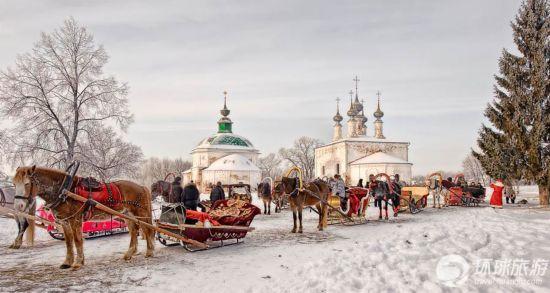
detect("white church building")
(182, 92), (261, 190)
(315, 78), (412, 184)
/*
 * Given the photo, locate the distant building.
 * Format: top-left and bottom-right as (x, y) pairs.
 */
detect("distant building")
(314, 77), (412, 183)
(182, 92), (261, 190)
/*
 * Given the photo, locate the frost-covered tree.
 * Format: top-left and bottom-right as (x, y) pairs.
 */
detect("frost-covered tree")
(78, 126), (143, 180)
(257, 153), (283, 179)
(279, 136), (323, 180)
(0, 18), (132, 169)
(462, 154), (490, 186)
(139, 157), (192, 186)
(473, 0), (549, 206)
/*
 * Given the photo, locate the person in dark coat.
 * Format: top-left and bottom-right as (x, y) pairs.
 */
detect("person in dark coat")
(210, 181), (226, 204)
(390, 174), (402, 217)
(180, 182), (200, 211)
(356, 179), (364, 188)
(170, 177), (183, 203)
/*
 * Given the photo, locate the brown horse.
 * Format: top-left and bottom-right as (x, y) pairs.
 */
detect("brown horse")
(12, 166), (155, 269)
(257, 182), (272, 215)
(273, 177), (329, 233)
(151, 180), (174, 202)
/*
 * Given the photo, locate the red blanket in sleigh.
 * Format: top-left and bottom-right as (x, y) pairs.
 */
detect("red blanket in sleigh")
(208, 199), (261, 226)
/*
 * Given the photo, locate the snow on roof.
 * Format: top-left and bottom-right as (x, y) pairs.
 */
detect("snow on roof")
(350, 152), (411, 165)
(204, 154), (261, 172)
(316, 137), (410, 149)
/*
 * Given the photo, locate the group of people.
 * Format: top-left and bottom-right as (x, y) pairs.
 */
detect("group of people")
(442, 176), (517, 208)
(330, 173), (403, 220)
(489, 179), (517, 208)
(170, 177), (227, 211)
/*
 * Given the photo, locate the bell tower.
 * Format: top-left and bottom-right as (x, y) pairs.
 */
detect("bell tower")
(332, 97), (343, 141)
(373, 91), (385, 139)
(217, 91), (233, 133)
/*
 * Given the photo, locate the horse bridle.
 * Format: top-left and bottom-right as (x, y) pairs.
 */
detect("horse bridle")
(275, 177), (300, 198)
(25, 161), (81, 210)
(14, 180), (36, 213)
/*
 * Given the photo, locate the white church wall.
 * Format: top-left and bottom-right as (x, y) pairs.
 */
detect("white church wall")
(315, 142), (347, 178)
(190, 148), (259, 188)
(347, 141), (409, 162)
(202, 170), (261, 189)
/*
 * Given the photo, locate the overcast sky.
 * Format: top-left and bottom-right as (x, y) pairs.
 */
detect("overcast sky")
(0, 0), (523, 175)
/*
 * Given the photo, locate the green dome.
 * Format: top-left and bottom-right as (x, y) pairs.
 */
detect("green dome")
(198, 133), (254, 148)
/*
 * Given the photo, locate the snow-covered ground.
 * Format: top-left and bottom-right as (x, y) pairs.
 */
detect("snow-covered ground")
(0, 186), (549, 293)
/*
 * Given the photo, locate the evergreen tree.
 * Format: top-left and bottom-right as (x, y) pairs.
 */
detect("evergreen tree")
(474, 0), (549, 206)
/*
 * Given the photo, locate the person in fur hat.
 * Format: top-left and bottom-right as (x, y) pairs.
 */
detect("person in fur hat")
(489, 179), (505, 208)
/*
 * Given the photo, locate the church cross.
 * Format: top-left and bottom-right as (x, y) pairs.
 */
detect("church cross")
(353, 76), (360, 93)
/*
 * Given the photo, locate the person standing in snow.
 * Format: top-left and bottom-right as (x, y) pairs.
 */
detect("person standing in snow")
(504, 180), (516, 204)
(332, 174), (347, 211)
(170, 176), (183, 203)
(390, 174), (402, 217)
(180, 181), (201, 211)
(489, 179), (505, 208)
(209, 181), (226, 204)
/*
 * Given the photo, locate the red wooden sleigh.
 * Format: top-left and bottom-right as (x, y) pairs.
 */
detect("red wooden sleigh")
(156, 199), (261, 251)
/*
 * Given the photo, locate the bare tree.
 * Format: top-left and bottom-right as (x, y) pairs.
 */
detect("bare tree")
(462, 154), (489, 185)
(78, 126), (143, 181)
(279, 136), (323, 181)
(0, 18), (131, 168)
(140, 157), (192, 186)
(257, 153), (282, 179)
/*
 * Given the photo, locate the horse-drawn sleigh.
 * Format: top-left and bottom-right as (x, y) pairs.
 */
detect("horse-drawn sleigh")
(7, 162), (261, 269)
(442, 173), (486, 207)
(156, 199), (260, 251)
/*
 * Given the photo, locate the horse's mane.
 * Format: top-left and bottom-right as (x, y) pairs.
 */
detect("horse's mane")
(14, 166), (67, 183)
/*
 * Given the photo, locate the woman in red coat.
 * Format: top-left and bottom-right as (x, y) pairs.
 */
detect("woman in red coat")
(490, 179), (505, 208)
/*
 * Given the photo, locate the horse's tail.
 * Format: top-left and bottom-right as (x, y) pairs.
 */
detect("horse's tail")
(142, 185), (153, 222)
(141, 185), (155, 243)
(25, 204), (36, 246)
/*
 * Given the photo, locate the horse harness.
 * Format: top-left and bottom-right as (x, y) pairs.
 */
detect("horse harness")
(13, 179), (36, 212)
(278, 177), (323, 204)
(27, 165), (144, 222)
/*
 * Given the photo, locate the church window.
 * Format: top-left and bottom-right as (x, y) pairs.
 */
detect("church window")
(322, 166), (325, 176)
(336, 163), (340, 175)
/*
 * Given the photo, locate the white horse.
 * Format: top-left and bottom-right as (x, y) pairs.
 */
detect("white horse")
(426, 173), (448, 209)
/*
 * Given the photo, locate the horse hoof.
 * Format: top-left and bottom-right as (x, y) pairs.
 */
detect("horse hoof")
(123, 254), (133, 261)
(60, 264), (71, 269)
(268, 212), (271, 215)
(291, 229), (296, 233)
(298, 230), (303, 234)
(8, 244), (20, 249)
(71, 264), (82, 270)
(145, 251), (154, 258)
